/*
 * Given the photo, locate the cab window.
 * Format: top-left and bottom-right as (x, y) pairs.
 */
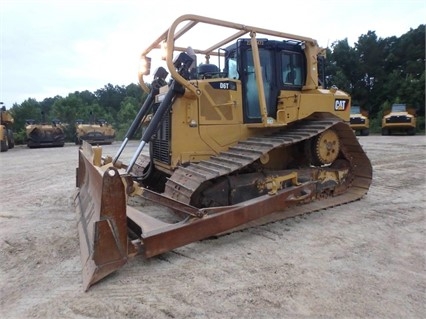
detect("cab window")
(282, 52), (303, 86)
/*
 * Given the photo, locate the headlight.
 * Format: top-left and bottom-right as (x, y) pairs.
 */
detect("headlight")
(139, 56), (151, 76)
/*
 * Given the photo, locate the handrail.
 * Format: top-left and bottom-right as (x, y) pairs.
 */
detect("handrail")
(138, 14), (320, 95)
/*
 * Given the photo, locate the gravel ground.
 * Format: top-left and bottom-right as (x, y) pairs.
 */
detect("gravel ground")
(0, 135), (425, 319)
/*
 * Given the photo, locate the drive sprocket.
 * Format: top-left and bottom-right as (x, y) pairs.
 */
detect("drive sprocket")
(311, 129), (340, 166)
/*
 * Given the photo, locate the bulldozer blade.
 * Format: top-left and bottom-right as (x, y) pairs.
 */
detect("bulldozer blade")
(75, 142), (318, 290)
(75, 145), (128, 291)
(137, 183), (317, 258)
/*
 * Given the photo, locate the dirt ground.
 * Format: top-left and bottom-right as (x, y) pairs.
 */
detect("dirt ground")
(0, 135), (425, 319)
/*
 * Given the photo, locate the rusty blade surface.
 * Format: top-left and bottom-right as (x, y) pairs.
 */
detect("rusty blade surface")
(75, 139), (317, 290)
(75, 146), (128, 291)
(138, 183), (317, 258)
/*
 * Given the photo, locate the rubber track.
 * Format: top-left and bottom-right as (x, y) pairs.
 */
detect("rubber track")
(164, 118), (373, 212)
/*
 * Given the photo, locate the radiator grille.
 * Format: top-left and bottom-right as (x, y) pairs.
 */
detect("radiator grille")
(350, 117), (365, 125)
(387, 116), (412, 124)
(151, 111), (171, 164)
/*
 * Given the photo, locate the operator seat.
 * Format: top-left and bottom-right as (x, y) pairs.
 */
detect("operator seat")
(197, 64), (219, 79)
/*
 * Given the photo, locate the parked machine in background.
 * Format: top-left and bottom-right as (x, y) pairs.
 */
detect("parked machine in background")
(75, 112), (115, 145)
(382, 103), (416, 135)
(349, 105), (370, 136)
(25, 112), (65, 148)
(0, 103), (15, 152)
(74, 14), (372, 290)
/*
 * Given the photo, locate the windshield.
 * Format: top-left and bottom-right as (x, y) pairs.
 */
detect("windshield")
(351, 106), (361, 114)
(391, 104), (407, 112)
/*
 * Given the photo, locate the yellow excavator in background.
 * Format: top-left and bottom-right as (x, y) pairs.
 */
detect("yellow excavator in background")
(0, 103), (15, 152)
(75, 14), (372, 291)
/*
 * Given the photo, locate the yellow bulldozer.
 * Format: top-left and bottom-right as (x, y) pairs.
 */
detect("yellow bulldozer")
(75, 14), (372, 291)
(0, 104), (15, 152)
(25, 112), (65, 148)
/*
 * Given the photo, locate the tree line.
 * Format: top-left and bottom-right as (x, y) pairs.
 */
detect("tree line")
(9, 83), (148, 144)
(6, 24), (425, 144)
(325, 24), (424, 131)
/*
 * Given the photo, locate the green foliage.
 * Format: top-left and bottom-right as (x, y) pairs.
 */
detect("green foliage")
(326, 24), (425, 120)
(369, 101), (389, 133)
(9, 83), (145, 144)
(12, 129), (27, 145)
(116, 96), (141, 140)
(369, 117), (381, 134)
(417, 116), (425, 132)
(7, 24), (425, 143)
(9, 98), (41, 142)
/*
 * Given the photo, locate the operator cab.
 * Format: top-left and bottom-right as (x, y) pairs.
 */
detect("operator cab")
(97, 119), (107, 126)
(224, 39), (306, 123)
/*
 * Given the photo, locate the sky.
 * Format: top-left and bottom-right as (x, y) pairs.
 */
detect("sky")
(0, 0), (425, 109)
